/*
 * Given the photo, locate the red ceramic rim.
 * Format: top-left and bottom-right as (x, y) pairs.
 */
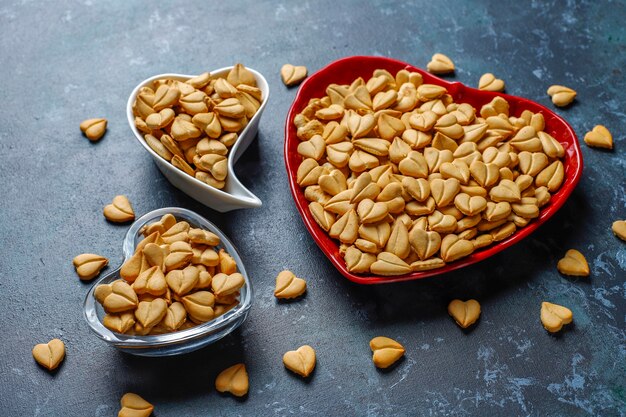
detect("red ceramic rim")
(284, 56), (583, 285)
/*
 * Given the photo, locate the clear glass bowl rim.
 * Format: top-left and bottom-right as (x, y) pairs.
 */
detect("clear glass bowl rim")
(83, 207), (253, 349)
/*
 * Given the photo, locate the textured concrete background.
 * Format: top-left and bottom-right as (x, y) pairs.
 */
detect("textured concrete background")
(0, 0), (624, 416)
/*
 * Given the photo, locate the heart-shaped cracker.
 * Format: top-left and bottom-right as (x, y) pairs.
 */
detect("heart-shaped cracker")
(489, 179), (521, 203)
(478, 73), (505, 92)
(162, 302), (187, 331)
(135, 299), (168, 329)
(385, 221), (410, 259)
(370, 252), (411, 276)
(142, 243), (167, 270)
(161, 221), (190, 244)
(325, 189), (355, 216)
(72, 253), (108, 281)
(212, 272), (245, 296)
(166, 266), (199, 296)
(399, 151), (429, 178)
(102, 281), (138, 313)
(541, 301), (573, 332)
(80, 118), (107, 141)
(32, 338), (65, 371)
(440, 160), (470, 184)
(357, 199), (389, 224)
(583, 125), (613, 149)
(164, 241), (193, 271)
(518, 151), (549, 176)
(369, 336), (405, 369)
(547, 85), (576, 107)
(440, 234), (474, 263)
(142, 213), (177, 236)
(484, 201), (511, 222)
(557, 249), (590, 277)
(430, 178), (461, 208)
(329, 209), (359, 244)
(447, 299), (481, 328)
(146, 108), (175, 129)
(427, 211), (457, 234)
(469, 160), (500, 188)
(409, 227), (441, 260)
(613, 220), (626, 241)
(326, 141), (353, 167)
(318, 170), (347, 196)
(350, 172), (381, 204)
(535, 161), (564, 192)
(281, 64), (308, 87)
(118, 393), (154, 417)
(297, 134), (326, 160)
(309, 201), (336, 231)
(348, 112), (375, 138)
(345, 86), (373, 111)
(454, 193), (487, 216)
(182, 291), (215, 323)
(133, 266), (167, 296)
(274, 270), (307, 299)
(102, 312), (135, 334)
(427, 53), (455, 74)
(215, 363), (249, 397)
(283, 345), (316, 377)
(345, 246), (377, 273)
(103, 195), (135, 223)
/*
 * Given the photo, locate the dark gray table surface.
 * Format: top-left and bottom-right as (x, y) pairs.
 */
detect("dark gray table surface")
(0, 1), (624, 416)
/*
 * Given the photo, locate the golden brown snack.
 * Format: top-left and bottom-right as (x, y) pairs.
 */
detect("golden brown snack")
(427, 53), (455, 74)
(73, 253), (108, 281)
(613, 220), (626, 241)
(447, 299), (481, 328)
(281, 64), (308, 86)
(80, 118), (107, 141)
(215, 363), (249, 397)
(293, 68), (566, 276)
(32, 338), (65, 371)
(540, 301), (573, 333)
(274, 270), (307, 299)
(283, 345), (316, 377)
(118, 393), (154, 417)
(547, 85), (576, 107)
(133, 65), (262, 189)
(478, 73), (505, 92)
(369, 336), (405, 369)
(584, 125), (613, 149)
(557, 249), (590, 277)
(103, 195), (135, 223)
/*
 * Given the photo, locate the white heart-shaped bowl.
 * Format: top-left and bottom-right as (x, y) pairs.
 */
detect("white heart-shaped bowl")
(126, 67), (269, 212)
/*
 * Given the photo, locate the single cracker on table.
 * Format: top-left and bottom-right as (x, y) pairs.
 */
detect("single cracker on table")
(32, 338), (65, 371)
(369, 336), (405, 369)
(73, 253), (108, 280)
(215, 363), (249, 397)
(118, 393), (154, 417)
(274, 270), (307, 299)
(557, 249), (590, 277)
(80, 118), (107, 141)
(447, 299), (481, 328)
(281, 64), (308, 86)
(103, 195), (135, 223)
(283, 345), (316, 377)
(541, 301), (573, 333)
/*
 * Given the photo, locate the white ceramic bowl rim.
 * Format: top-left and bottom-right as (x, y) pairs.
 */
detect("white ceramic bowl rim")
(83, 207), (253, 349)
(126, 67), (269, 209)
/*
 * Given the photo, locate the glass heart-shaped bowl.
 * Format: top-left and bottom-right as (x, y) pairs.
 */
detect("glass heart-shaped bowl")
(83, 207), (253, 356)
(284, 56), (583, 284)
(127, 67), (269, 212)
